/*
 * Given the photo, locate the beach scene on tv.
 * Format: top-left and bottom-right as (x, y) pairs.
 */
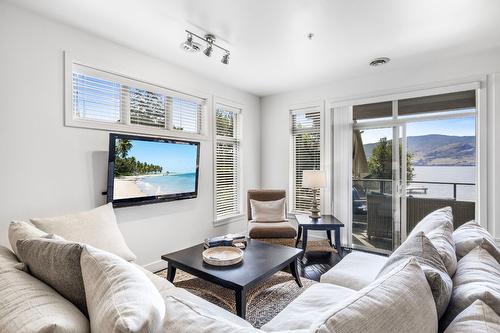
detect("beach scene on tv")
(113, 138), (198, 200)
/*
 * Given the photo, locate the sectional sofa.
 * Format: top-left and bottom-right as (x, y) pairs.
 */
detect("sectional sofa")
(0, 204), (499, 332)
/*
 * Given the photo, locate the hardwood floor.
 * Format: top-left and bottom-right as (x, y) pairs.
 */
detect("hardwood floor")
(294, 243), (351, 281)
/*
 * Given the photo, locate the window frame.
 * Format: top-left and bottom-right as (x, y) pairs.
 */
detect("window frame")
(213, 97), (244, 225)
(64, 51), (210, 141)
(289, 104), (325, 214)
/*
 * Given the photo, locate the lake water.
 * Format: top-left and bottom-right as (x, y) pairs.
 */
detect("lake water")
(411, 166), (476, 202)
(138, 172), (197, 195)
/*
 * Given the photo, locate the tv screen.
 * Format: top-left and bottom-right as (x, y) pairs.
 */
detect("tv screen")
(107, 133), (200, 207)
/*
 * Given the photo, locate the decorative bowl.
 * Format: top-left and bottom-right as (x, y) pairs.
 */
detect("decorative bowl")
(202, 246), (243, 266)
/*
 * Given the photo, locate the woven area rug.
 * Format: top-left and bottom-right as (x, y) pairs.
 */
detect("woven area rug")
(156, 269), (317, 328)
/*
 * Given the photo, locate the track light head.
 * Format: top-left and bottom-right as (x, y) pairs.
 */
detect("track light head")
(204, 44), (213, 57)
(180, 33), (200, 52)
(221, 52), (230, 65)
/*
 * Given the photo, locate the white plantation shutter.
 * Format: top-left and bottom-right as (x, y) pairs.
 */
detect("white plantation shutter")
(215, 104), (241, 219)
(71, 63), (205, 135)
(291, 109), (322, 212)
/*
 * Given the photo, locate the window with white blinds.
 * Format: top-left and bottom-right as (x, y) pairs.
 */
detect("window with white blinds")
(70, 63), (204, 135)
(291, 109), (322, 212)
(215, 103), (241, 220)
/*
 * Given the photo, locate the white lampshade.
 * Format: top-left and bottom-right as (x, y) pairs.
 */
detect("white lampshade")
(302, 170), (326, 189)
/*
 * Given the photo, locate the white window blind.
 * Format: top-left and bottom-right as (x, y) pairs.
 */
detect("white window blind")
(291, 109), (321, 212)
(215, 103), (241, 219)
(71, 63), (205, 135)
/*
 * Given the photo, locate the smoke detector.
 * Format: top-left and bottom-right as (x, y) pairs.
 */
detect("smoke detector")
(369, 57), (390, 67)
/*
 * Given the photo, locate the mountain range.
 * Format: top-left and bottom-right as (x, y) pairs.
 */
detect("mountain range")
(363, 134), (476, 166)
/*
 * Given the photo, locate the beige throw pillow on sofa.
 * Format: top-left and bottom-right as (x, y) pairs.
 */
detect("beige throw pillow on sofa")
(444, 300), (500, 333)
(314, 258), (437, 333)
(427, 222), (457, 276)
(453, 220), (500, 261)
(250, 198), (286, 222)
(377, 231), (452, 318)
(8, 221), (47, 256)
(408, 206), (453, 238)
(80, 245), (164, 333)
(441, 244), (500, 329)
(31, 203), (136, 261)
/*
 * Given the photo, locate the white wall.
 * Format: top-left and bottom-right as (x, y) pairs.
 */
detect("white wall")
(261, 48), (500, 244)
(0, 3), (261, 269)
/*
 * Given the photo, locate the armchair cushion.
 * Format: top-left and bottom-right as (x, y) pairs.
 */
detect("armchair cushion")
(250, 198), (286, 222)
(248, 221), (296, 239)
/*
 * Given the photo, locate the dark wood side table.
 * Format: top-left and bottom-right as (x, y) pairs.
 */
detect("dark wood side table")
(161, 239), (303, 319)
(295, 214), (345, 257)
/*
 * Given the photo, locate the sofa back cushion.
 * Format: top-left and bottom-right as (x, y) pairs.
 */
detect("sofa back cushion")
(313, 258), (437, 333)
(441, 244), (500, 329)
(16, 238), (87, 316)
(80, 245), (164, 333)
(408, 206), (453, 238)
(30, 203), (136, 261)
(0, 246), (89, 333)
(377, 231), (452, 318)
(427, 222), (457, 276)
(8, 220), (47, 256)
(453, 220), (500, 261)
(444, 300), (500, 333)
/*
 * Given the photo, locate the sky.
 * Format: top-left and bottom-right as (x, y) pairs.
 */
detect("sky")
(361, 116), (476, 144)
(125, 139), (198, 173)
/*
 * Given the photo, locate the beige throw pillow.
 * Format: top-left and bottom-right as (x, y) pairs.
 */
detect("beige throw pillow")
(80, 245), (164, 333)
(16, 238), (87, 316)
(444, 300), (500, 333)
(427, 222), (457, 276)
(453, 220), (499, 261)
(250, 198), (286, 222)
(377, 231), (452, 318)
(0, 261), (89, 333)
(441, 245), (500, 329)
(408, 206), (453, 238)
(314, 258), (437, 333)
(8, 220), (47, 256)
(31, 203), (136, 261)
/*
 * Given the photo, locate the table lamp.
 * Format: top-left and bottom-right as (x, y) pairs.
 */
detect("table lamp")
(302, 170), (326, 219)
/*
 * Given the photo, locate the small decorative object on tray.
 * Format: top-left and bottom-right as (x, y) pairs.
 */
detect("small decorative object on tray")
(204, 233), (246, 249)
(202, 246), (244, 266)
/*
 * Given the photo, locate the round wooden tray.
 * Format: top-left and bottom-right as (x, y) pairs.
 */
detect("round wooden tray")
(202, 246), (243, 266)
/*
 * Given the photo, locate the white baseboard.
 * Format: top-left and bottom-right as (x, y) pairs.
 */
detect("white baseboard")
(143, 260), (168, 273)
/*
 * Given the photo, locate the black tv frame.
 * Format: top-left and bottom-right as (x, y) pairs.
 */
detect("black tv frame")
(107, 133), (200, 207)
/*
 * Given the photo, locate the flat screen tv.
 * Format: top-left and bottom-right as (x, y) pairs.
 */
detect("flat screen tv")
(107, 133), (200, 207)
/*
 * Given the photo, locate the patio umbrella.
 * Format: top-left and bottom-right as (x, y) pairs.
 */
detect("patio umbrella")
(353, 129), (369, 179)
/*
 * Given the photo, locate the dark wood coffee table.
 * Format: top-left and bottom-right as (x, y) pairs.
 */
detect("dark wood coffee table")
(295, 214), (345, 257)
(161, 239), (303, 319)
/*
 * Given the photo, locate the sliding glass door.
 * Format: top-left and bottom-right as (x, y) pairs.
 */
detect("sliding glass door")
(351, 90), (477, 253)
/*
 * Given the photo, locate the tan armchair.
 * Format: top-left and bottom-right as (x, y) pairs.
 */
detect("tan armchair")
(247, 190), (297, 247)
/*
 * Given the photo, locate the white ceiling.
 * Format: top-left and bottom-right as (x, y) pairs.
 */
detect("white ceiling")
(8, 0), (500, 96)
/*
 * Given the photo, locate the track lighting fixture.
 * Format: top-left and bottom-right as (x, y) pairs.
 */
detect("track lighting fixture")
(181, 30), (231, 65)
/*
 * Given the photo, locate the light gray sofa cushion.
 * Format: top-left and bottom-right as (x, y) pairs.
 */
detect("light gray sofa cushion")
(262, 283), (356, 331)
(427, 222), (457, 276)
(444, 300), (500, 333)
(80, 245), (164, 333)
(441, 245), (500, 329)
(31, 203), (136, 261)
(320, 251), (388, 290)
(313, 258), (437, 333)
(453, 220), (500, 261)
(408, 206), (453, 238)
(0, 246), (89, 333)
(377, 231), (452, 318)
(8, 220), (47, 256)
(16, 238), (87, 316)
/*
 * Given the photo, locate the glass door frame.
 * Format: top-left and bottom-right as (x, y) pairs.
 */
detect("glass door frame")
(351, 97), (478, 254)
